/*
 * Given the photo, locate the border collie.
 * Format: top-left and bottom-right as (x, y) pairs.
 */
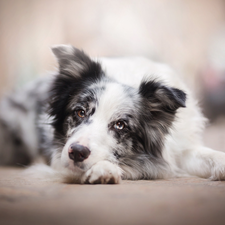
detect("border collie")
(0, 45), (225, 184)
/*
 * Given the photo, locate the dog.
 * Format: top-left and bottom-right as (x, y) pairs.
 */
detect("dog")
(0, 44), (225, 184)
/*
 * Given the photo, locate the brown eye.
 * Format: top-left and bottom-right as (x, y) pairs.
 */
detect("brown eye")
(114, 121), (125, 130)
(76, 109), (86, 118)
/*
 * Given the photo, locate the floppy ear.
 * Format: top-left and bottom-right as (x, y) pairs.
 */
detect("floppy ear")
(49, 45), (103, 135)
(51, 44), (100, 78)
(139, 80), (186, 112)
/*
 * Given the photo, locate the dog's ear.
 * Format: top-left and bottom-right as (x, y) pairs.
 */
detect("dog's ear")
(139, 80), (186, 112)
(51, 45), (102, 79)
(49, 45), (103, 135)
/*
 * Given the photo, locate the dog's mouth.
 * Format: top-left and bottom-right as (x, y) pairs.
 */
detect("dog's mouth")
(61, 159), (85, 173)
(73, 161), (86, 170)
(65, 159), (94, 174)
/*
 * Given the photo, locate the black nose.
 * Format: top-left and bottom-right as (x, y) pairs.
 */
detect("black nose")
(68, 143), (90, 162)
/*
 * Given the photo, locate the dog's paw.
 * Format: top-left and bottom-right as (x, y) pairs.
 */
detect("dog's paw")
(81, 161), (122, 184)
(209, 155), (225, 181)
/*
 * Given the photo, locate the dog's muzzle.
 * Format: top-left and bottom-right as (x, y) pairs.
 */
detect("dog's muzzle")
(68, 143), (90, 163)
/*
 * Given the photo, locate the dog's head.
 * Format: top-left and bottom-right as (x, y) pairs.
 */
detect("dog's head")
(49, 45), (186, 180)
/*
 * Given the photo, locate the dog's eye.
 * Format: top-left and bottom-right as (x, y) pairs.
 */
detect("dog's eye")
(114, 121), (125, 130)
(76, 109), (86, 118)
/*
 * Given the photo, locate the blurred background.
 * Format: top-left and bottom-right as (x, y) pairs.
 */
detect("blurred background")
(0, 0), (225, 149)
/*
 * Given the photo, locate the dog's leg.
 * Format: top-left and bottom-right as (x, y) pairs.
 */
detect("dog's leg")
(81, 161), (122, 184)
(179, 146), (225, 180)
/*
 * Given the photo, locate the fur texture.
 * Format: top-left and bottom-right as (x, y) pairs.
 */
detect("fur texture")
(1, 45), (225, 184)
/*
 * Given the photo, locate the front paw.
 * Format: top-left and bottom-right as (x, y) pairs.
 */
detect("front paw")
(81, 161), (122, 184)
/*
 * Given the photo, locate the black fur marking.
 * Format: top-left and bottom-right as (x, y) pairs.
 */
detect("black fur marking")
(139, 80), (186, 111)
(136, 80), (187, 159)
(90, 108), (96, 116)
(113, 151), (121, 159)
(52, 45), (103, 80)
(48, 47), (104, 140)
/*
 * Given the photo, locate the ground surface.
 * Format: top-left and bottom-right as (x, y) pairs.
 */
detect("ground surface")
(0, 120), (225, 225)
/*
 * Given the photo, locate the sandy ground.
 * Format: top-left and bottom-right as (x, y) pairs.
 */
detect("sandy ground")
(0, 120), (225, 225)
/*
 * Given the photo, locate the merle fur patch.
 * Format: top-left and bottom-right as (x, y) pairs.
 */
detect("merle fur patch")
(49, 46), (104, 139)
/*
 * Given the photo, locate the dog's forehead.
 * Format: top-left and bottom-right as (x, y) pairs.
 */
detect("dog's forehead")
(93, 81), (138, 120)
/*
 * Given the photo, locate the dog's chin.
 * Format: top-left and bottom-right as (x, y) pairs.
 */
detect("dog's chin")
(63, 158), (92, 174)
(67, 161), (85, 172)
